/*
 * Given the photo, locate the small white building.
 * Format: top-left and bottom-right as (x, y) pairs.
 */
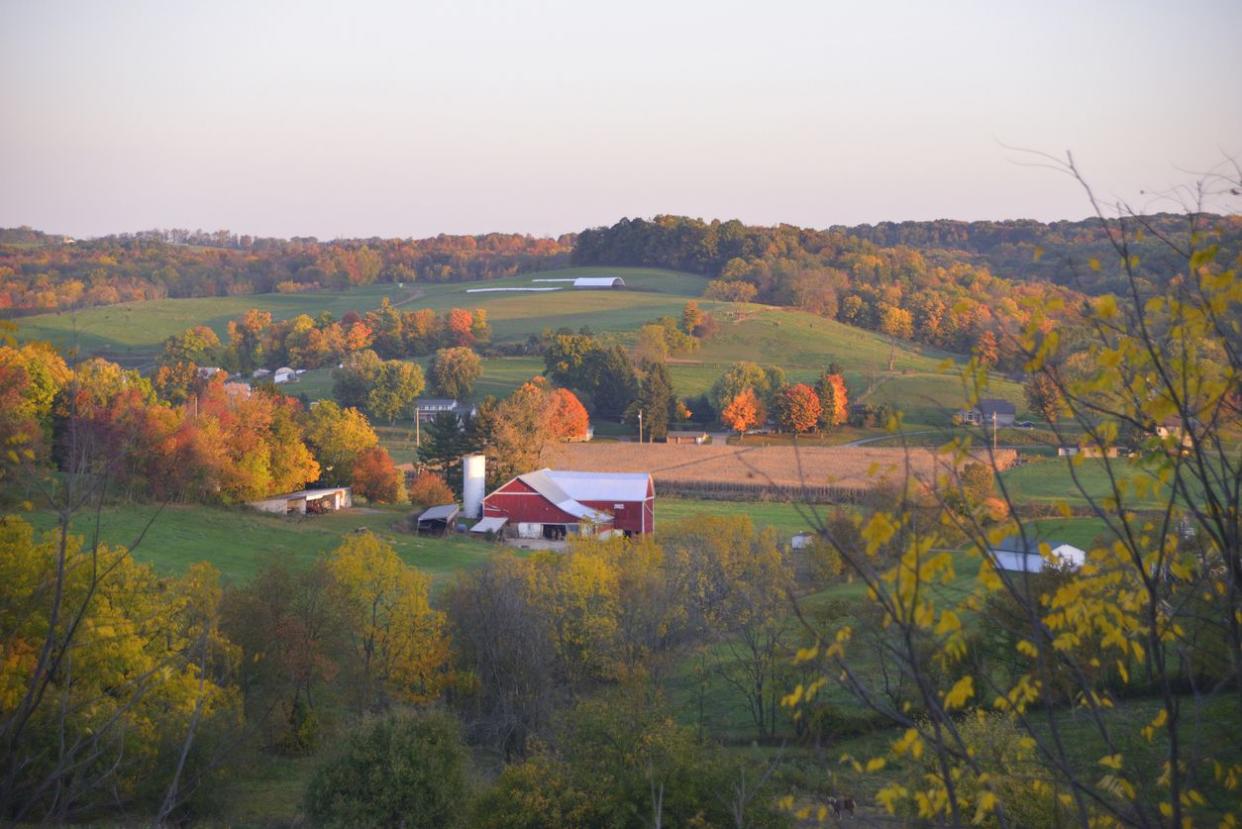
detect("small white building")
(252, 368), (273, 379)
(249, 486), (352, 515)
(990, 535), (1086, 573)
(273, 367), (297, 384)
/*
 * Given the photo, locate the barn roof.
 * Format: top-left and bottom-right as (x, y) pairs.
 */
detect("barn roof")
(533, 469), (651, 502)
(514, 470), (610, 520)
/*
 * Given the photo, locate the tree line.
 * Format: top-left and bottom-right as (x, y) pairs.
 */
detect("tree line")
(0, 230), (570, 314)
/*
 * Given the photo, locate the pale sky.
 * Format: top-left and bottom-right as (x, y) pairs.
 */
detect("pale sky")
(2, 0), (1239, 239)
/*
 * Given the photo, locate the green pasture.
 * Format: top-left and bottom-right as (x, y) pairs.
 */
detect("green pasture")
(1000, 456), (1179, 510)
(23, 503), (496, 588)
(12, 267), (707, 364)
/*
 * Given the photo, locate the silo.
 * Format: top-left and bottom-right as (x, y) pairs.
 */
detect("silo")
(462, 453), (486, 518)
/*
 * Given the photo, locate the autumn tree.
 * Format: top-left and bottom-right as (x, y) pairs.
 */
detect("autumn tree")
(326, 533), (449, 709)
(721, 388), (762, 438)
(775, 382), (821, 433)
(351, 445), (406, 504)
(160, 324), (222, 367)
(221, 558), (347, 754)
(407, 470), (454, 507)
(547, 387), (590, 441)
(974, 328), (999, 369)
(0, 519), (241, 821)
(792, 160), (1242, 828)
(302, 400), (380, 485)
(1024, 371), (1063, 423)
(446, 307), (476, 347)
(816, 371), (848, 430)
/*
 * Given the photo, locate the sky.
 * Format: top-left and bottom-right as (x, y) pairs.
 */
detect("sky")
(2, 0), (1240, 239)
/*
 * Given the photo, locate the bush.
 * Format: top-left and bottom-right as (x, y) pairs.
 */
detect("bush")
(304, 711), (470, 829)
(408, 471), (454, 507)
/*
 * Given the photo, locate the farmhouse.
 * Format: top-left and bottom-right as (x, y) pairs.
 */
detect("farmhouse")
(249, 486), (352, 515)
(481, 468), (654, 540)
(989, 535), (1086, 574)
(414, 398), (477, 423)
(958, 398), (1016, 427)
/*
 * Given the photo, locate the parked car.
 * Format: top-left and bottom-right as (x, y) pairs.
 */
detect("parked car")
(1015, 420), (1035, 429)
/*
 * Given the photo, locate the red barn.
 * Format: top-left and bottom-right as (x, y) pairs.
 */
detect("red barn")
(481, 469), (654, 540)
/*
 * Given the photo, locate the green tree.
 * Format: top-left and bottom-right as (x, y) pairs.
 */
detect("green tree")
(304, 711), (470, 829)
(585, 346), (638, 419)
(366, 359), (425, 423)
(626, 359), (674, 440)
(430, 346), (483, 399)
(333, 349), (383, 410)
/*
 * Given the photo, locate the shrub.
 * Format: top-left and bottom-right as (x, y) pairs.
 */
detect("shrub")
(304, 711), (469, 829)
(408, 471), (454, 507)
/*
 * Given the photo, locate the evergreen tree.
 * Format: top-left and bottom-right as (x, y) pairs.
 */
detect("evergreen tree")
(627, 360), (674, 440)
(587, 346), (638, 419)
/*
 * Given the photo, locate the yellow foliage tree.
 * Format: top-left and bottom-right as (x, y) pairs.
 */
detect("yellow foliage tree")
(326, 533), (450, 707)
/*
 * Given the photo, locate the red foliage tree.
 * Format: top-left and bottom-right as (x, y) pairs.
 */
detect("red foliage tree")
(351, 446), (406, 504)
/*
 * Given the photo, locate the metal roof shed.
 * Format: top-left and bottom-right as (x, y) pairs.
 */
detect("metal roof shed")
(416, 503), (460, 535)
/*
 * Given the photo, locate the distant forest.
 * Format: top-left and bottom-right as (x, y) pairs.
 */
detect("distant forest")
(4, 212), (1238, 365)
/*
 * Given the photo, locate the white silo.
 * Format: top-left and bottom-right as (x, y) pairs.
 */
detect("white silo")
(462, 453), (486, 518)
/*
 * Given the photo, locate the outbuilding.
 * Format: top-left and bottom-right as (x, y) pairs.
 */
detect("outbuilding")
(416, 503), (460, 535)
(249, 486), (352, 515)
(989, 535), (1086, 574)
(482, 468), (654, 539)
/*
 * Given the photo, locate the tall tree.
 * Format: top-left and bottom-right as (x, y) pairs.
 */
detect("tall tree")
(366, 360), (425, 423)
(776, 382), (821, 433)
(429, 346), (483, 400)
(816, 371), (848, 430)
(627, 360), (674, 441)
(326, 534), (449, 708)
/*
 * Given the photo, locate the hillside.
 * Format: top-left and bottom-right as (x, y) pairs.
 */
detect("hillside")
(15, 263), (1023, 433)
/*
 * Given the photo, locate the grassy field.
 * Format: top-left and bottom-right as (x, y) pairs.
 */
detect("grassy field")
(1000, 455), (1178, 509)
(23, 503), (501, 588)
(13, 266), (709, 366)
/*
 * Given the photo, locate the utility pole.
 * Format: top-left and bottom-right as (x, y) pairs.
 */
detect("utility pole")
(638, 409), (644, 444)
(992, 411), (997, 452)
(415, 412), (421, 448)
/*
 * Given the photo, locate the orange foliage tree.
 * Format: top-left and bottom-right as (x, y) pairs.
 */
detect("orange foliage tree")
(778, 383), (821, 433)
(721, 388), (762, 438)
(816, 372), (848, 429)
(352, 446), (406, 504)
(407, 471), (454, 507)
(547, 388), (590, 441)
